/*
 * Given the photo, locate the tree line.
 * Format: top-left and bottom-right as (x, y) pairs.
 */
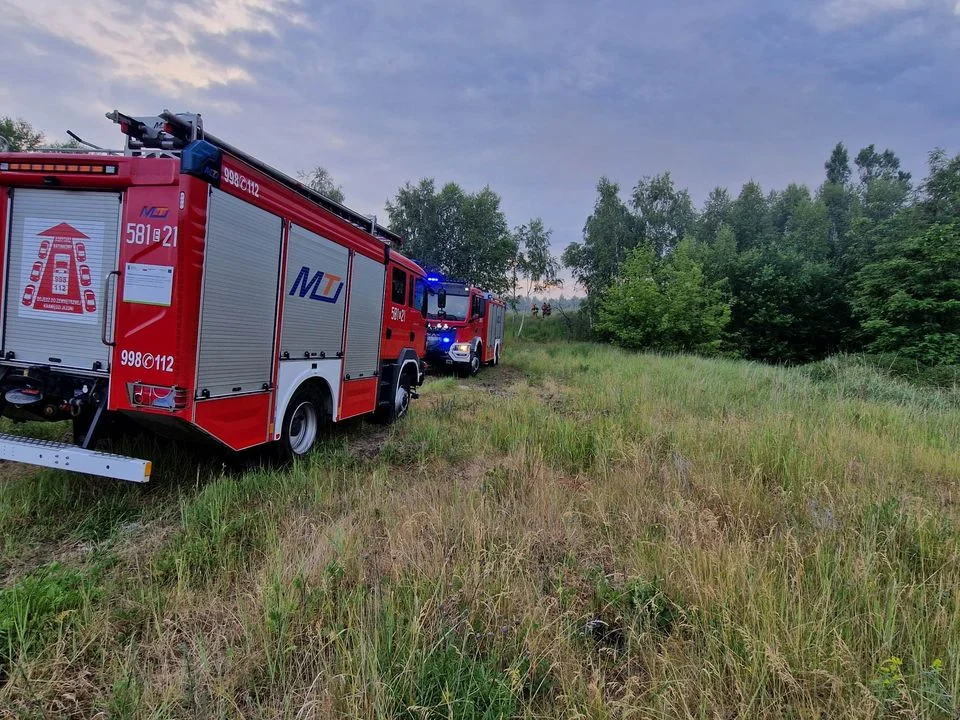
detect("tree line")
(564, 144), (959, 368)
(310, 142), (958, 370)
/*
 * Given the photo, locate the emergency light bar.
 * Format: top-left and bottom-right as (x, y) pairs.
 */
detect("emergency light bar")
(0, 162), (118, 174)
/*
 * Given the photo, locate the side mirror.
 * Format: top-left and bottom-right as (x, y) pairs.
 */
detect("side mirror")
(438, 289), (446, 309)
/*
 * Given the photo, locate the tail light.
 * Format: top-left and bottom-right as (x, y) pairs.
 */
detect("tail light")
(129, 383), (188, 410)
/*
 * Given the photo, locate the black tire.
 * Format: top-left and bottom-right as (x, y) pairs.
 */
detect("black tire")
(278, 386), (325, 460)
(375, 367), (414, 424)
(456, 349), (480, 378)
(393, 371), (413, 422)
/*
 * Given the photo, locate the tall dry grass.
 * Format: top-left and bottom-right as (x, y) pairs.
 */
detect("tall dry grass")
(0, 338), (956, 718)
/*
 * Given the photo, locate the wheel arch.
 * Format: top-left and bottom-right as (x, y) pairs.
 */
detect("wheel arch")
(277, 378), (331, 459)
(394, 347), (423, 386)
(273, 359), (341, 439)
(293, 377), (333, 418)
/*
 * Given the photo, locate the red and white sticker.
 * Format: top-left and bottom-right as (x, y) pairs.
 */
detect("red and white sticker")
(19, 219), (103, 324)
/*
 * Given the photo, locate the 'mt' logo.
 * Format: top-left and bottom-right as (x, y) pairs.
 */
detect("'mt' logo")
(289, 266), (344, 304)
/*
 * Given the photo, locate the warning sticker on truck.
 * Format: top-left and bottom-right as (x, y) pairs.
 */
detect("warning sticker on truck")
(18, 219), (103, 324)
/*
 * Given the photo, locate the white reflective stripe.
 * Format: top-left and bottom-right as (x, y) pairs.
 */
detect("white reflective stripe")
(0, 433), (151, 483)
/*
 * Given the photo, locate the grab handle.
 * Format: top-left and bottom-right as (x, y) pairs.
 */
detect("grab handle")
(101, 270), (121, 347)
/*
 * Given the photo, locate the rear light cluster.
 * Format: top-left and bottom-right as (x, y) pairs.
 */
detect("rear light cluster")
(128, 383), (188, 410)
(0, 162), (118, 175)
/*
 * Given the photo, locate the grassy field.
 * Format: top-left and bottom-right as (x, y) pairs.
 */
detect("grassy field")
(0, 330), (957, 718)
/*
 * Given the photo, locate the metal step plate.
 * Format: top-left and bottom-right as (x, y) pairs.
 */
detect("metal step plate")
(0, 433), (151, 483)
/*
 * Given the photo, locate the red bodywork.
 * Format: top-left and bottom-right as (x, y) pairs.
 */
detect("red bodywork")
(0, 149), (426, 452)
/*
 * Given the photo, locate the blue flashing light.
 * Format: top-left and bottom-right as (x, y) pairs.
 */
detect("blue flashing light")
(181, 140), (223, 184)
(426, 274), (442, 282)
(442, 337), (451, 343)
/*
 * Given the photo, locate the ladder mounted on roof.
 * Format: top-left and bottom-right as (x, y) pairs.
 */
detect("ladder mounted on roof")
(106, 109), (402, 247)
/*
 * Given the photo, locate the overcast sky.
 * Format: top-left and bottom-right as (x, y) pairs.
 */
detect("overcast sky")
(2, 0), (958, 291)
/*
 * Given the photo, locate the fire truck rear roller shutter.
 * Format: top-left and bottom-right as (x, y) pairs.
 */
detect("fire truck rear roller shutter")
(343, 253), (384, 380)
(196, 188), (282, 398)
(3, 189), (121, 371)
(281, 224), (348, 359)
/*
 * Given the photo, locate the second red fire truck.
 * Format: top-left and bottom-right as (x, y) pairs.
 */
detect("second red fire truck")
(424, 278), (506, 377)
(0, 110), (430, 481)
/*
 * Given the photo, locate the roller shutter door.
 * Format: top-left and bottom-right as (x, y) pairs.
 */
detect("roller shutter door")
(280, 224), (349, 359)
(3, 189), (121, 371)
(343, 253), (384, 379)
(196, 188), (282, 398)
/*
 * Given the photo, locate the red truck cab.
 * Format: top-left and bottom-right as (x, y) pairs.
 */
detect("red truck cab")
(424, 279), (506, 376)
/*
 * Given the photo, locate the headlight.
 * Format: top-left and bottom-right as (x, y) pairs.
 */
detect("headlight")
(452, 343), (471, 353)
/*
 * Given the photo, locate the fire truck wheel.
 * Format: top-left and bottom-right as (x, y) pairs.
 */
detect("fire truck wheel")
(375, 367), (414, 424)
(394, 381), (411, 421)
(469, 350), (481, 376)
(280, 387), (322, 458)
(457, 350), (480, 378)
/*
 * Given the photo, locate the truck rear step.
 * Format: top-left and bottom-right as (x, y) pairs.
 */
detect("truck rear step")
(0, 433), (151, 483)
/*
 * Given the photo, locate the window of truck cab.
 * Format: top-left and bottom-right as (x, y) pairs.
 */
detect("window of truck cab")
(413, 278), (427, 316)
(427, 291), (469, 321)
(391, 268), (406, 305)
(471, 294), (486, 320)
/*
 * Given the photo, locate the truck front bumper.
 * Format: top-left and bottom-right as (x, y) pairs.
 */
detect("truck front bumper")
(425, 344), (471, 369)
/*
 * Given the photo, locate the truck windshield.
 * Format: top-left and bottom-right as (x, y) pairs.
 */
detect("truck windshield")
(428, 293), (469, 321)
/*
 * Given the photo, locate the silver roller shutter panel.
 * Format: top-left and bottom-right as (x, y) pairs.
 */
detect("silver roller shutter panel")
(3, 189), (121, 371)
(281, 224), (349, 359)
(343, 253), (385, 380)
(196, 188), (282, 398)
(487, 303), (504, 347)
(486, 303), (496, 347)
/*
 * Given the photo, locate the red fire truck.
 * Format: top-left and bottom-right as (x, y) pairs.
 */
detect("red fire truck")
(424, 278), (506, 376)
(0, 110), (428, 482)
